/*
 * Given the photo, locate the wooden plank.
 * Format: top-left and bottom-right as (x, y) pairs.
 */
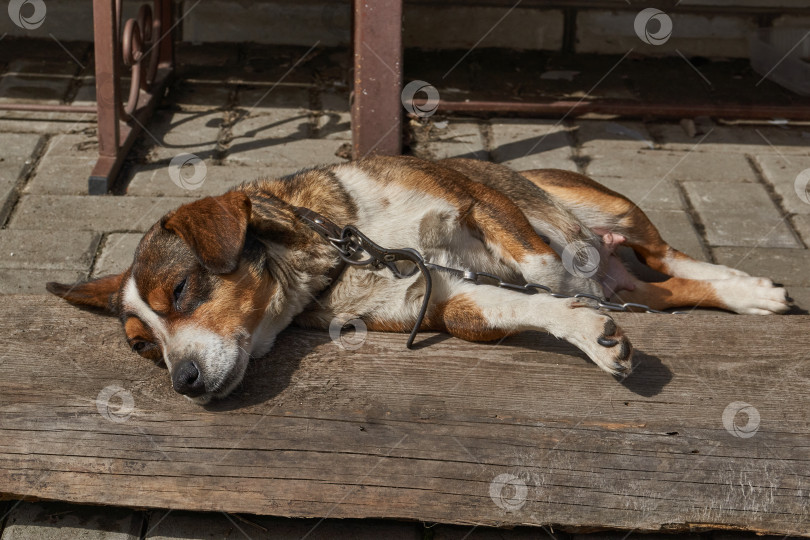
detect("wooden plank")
(0, 296), (808, 536)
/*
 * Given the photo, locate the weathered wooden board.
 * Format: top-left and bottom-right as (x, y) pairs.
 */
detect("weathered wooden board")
(0, 296), (808, 536)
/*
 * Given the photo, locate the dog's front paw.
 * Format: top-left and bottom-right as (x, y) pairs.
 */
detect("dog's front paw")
(712, 276), (790, 315)
(567, 307), (634, 376)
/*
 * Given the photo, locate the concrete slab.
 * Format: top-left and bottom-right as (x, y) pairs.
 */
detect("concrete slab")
(491, 119), (577, 172)
(682, 182), (799, 248)
(791, 215), (810, 246)
(591, 176), (684, 212)
(225, 138), (347, 169)
(146, 110), (224, 164)
(24, 133), (98, 195)
(236, 85), (311, 111)
(587, 149), (756, 183)
(574, 121), (655, 152)
(8, 195), (189, 233)
(643, 209), (706, 260)
(754, 154), (810, 215)
(712, 247), (810, 287)
(92, 233), (141, 277)
(650, 124), (803, 155)
(0, 133), (42, 224)
(0, 501), (142, 540)
(0, 230), (99, 271)
(317, 91), (351, 140)
(144, 511), (420, 540)
(0, 74), (73, 105)
(168, 83), (232, 111)
(229, 110), (312, 147)
(0, 268), (86, 295)
(0, 110), (96, 135)
(126, 163), (248, 198)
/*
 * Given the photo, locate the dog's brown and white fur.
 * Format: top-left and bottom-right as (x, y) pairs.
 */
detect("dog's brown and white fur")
(48, 156), (789, 403)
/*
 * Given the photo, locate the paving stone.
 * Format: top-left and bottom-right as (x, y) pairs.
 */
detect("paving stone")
(0, 133), (42, 224)
(70, 75), (132, 107)
(92, 233), (142, 277)
(591, 176), (684, 212)
(127, 163), (248, 198)
(144, 512), (420, 540)
(167, 82), (232, 111)
(8, 195), (189, 232)
(644, 210), (707, 260)
(0, 74), (74, 104)
(0, 230), (99, 271)
(650, 124), (809, 155)
(0, 501), (141, 539)
(754, 154), (810, 215)
(491, 119), (577, 172)
(225, 138), (347, 169)
(25, 132), (98, 195)
(0, 268), (86, 295)
(146, 110), (224, 163)
(0, 110), (96, 134)
(317, 90), (351, 140)
(416, 119), (488, 161)
(574, 120), (655, 152)
(682, 182), (799, 248)
(791, 214), (810, 245)
(229, 109), (312, 148)
(712, 247), (810, 287)
(587, 149), (756, 183)
(236, 85), (311, 111)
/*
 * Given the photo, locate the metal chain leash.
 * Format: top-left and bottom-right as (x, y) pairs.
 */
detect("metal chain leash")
(293, 207), (685, 348)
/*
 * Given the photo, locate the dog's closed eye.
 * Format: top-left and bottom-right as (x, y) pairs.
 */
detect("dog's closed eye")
(173, 278), (188, 312)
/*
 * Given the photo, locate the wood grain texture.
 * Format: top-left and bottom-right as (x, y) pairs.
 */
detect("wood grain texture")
(0, 296), (808, 536)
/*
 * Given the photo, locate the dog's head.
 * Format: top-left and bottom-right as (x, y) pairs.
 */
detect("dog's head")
(48, 191), (281, 404)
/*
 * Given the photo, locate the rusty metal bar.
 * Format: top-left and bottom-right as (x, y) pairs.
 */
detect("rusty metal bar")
(413, 99), (810, 121)
(351, 0), (403, 159)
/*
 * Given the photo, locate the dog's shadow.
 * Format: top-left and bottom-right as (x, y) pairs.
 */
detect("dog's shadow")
(205, 327), (671, 412)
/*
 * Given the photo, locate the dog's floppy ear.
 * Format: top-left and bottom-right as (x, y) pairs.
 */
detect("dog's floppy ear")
(163, 191), (251, 275)
(46, 272), (125, 314)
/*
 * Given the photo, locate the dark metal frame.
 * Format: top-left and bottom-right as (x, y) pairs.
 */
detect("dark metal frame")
(0, 0), (174, 194)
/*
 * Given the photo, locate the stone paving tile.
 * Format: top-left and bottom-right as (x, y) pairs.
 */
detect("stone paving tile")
(127, 163), (250, 197)
(229, 109), (312, 146)
(643, 210), (706, 260)
(317, 89), (351, 140)
(146, 110), (224, 163)
(491, 119), (577, 171)
(753, 154), (810, 215)
(591, 176), (684, 212)
(650, 124), (810, 156)
(24, 132), (98, 195)
(0, 110), (96, 134)
(0, 268), (86, 295)
(0, 501), (142, 539)
(8, 195), (189, 232)
(712, 247), (810, 287)
(225, 137), (347, 169)
(0, 230), (99, 271)
(236, 85), (311, 111)
(167, 82), (232, 111)
(574, 120), (655, 152)
(143, 511), (420, 539)
(0, 74), (74, 105)
(586, 149), (756, 183)
(0, 132), (42, 224)
(92, 233), (142, 278)
(682, 182), (799, 248)
(791, 215), (810, 245)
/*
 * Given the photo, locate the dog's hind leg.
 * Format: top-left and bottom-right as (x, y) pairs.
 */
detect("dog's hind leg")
(430, 283), (633, 376)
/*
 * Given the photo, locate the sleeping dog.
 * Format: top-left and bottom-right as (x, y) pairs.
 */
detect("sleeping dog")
(48, 156), (789, 403)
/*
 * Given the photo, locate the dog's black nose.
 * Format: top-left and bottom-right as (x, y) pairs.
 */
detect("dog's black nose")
(172, 360), (205, 396)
